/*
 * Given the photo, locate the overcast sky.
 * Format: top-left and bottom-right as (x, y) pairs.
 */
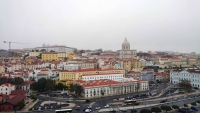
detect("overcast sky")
(0, 0), (200, 53)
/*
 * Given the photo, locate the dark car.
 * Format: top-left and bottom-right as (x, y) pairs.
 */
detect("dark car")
(86, 99), (90, 103)
(194, 87), (199, 90)
(160, 99), (167, 103)
(191, 106), (198, 111)
(140, 94), (148, 98)
(133, 102), (140, 105)
(178, 108), (193, 113)
(133, 95), (140, 98)
(131, 109), (137, 113)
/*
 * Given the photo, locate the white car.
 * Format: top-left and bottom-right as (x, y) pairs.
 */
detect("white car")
(172, 97), (177, 101)
(95, 107), (100, 110)
(85, 109), (91, 113)
(104, 104), (110, 108)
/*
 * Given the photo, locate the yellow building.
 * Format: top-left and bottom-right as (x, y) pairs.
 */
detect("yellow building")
(59, 68), (125, 81)
(0, 66), (5, 73)
(67, 52), (75, 61)
(58, 52), (68, 61)
(123, 59), (132, 71)
(132, 59), (141, 68)
(41, 52), (59, 61)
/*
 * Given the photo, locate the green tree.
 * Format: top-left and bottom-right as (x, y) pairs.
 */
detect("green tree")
(196, 100), (200, 104)
(172, 105), (179, 111)
(70, 84), (84, 96)
(40, 49), (46, 52)
(151, 107), (161, 113)
(191, 102), (197, 106)
(16, 101), (25, 109)
(184, 104), (188, 107)
(79, 50), (85, 54)
(140, 109), (152, 113)
(160, 105), (172, 113)
(55, 83), (67, 90)
(37, 78), (47, 92)
(178, 80), (192, 92)
(45, 79), (55, 91)
(14, 77), (24, 89)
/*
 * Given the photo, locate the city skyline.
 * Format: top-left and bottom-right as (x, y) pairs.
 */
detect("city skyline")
(0, 0), (200, 53)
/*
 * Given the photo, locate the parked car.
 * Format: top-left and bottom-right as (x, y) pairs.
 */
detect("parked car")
(191, 106), (199, 111)
(183, 96), (188, 99)
(172, 97), (177, 101)
(95, 107), (100, 110)
(194, 87), (199, 90)
(85, 108), (91, 113)
(160, 99), (167, 103)
(133, 102), (140, 105)
(75, 106), (80, 110)
(121, 104), (127, 107)
(105, 104), (110, 108)
(178, 108), (193, 113)
(131, 109), (137, 113)
(66, 100), (73, 103)
(86, 99), (90, 103)
(120, 109), (127, 112)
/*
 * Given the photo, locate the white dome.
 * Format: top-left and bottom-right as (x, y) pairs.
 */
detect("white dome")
(122, 38), (130, 46)
(122, 38), (130, 50)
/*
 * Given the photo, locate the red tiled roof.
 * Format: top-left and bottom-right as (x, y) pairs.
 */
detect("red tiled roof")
(42, 52), (58, 54)
(82, 73), (123, 76)
(76, 79), (142, 88)
(1, 83), (15, 87)
(11, 89), (27, 95)
(23, 81), (34, 86)
(60, 68), (123, 72)
(0, 94), (8, 98)
(7, 95), (26, 105)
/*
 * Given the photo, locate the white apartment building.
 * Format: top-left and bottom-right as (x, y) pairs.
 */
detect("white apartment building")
(29, 52), (41, 57)
(76, 79), (148, 98)
(0, 83), (16, 95)
(170, 68), (200, 88)
(82, 74), (124, 82)
(35, 45), (75, 53)
(64, 64), (79, 71)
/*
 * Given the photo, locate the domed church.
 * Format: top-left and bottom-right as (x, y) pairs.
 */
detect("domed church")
(117, 38), (137, 59)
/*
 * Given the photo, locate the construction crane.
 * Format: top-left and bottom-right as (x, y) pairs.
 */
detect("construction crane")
(4, 41), (29, 50)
